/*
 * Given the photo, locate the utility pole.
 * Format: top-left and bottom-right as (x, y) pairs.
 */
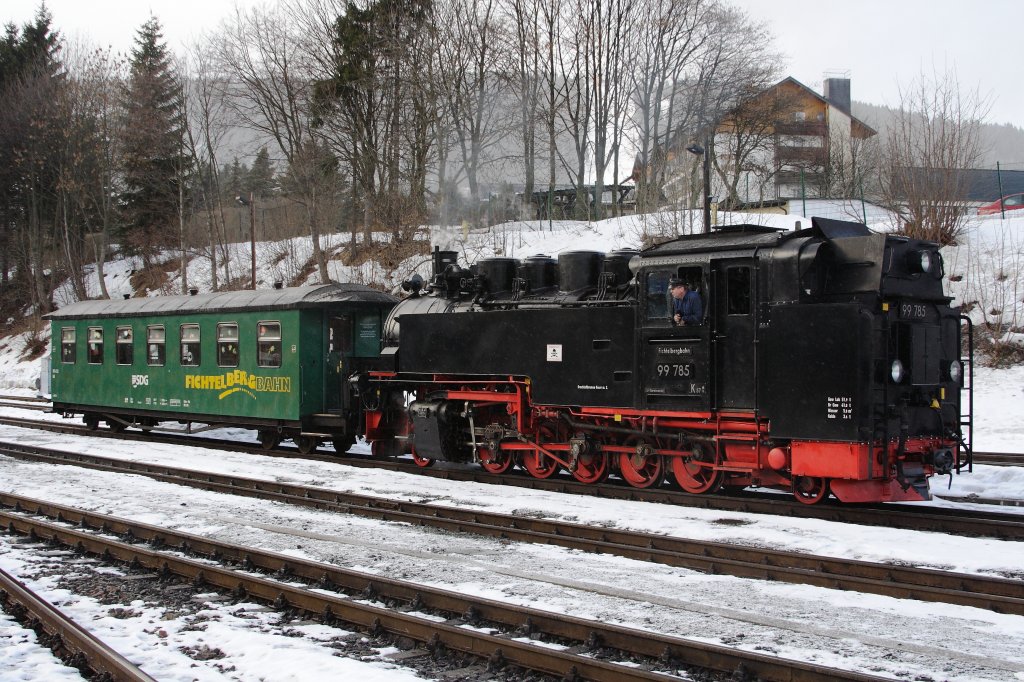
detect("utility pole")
(249, 192), (257, 290)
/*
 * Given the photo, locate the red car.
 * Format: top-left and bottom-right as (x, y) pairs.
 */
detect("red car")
(979, 192), (1024, 215)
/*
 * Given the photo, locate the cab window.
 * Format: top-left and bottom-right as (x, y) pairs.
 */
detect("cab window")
(87, 328), (103, 364)
(257, 321), (282, 368)
(180, 324), (201, 366)
(115, 326), (134, 365)
(60, 328), (76, 364)
(147, 326), (165, 366)
(646, 271), (673, 319)
(217, 323), (239, 367)
(647, 267), (704, 322)
(726, 267), (752, 315)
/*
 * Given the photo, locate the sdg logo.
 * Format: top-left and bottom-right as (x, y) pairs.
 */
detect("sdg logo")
(131, 374), (150, 388)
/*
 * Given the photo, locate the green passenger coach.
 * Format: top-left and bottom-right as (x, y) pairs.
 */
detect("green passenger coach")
(45, 284), (397, 453)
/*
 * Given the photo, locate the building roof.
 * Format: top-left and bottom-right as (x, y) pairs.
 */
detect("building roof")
(756, 76), (878, 138)
(45, 283), (396, 320)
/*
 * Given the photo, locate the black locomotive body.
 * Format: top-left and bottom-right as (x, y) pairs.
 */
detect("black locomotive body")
(361, 217), (970, 503)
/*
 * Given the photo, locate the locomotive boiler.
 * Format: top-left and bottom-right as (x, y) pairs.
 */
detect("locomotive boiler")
(359, 217), (971, 504)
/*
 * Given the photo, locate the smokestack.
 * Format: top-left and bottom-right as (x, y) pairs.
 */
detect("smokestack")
(823, 77), (851, 115)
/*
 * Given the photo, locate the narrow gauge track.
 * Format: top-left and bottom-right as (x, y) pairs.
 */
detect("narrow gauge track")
(2, 444), (1022, 617)
(6, 398), (1021, 466)
(0, 494), (891, 682)
(1, 414), (1023, 539)
(0, 400), (48, 412)
(0, 393), (49, 404)
(0, 564), (156, 682)
(974, 452), (1024, 466)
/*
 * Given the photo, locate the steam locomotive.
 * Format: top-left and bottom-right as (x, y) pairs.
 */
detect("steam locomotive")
(359, 217), (972, 504)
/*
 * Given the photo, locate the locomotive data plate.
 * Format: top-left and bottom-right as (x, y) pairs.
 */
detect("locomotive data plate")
(898, 302), (929, 319)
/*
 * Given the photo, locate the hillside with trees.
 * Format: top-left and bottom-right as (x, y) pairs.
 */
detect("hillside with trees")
(854, 101), (1024, 168)
(0, 0), (1006, 343)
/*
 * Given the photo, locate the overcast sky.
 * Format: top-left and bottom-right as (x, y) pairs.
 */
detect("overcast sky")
(5, 0), (1022, 127)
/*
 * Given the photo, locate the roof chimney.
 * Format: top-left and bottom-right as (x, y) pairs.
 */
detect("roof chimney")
(823, 77), (851, 115)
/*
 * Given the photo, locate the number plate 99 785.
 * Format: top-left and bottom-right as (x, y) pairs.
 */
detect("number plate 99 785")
(655, 362), (694, 379)
(898, 302), (928, 319)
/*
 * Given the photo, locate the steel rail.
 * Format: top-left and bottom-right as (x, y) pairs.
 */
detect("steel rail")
(2, 445), (1022, 617)
(0, 494), (892, 682)
(2, 416), (1023, 535)
(0, 565), (156, 682)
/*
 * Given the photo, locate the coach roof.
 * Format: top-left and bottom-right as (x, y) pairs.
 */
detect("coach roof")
(45, 283), (396, 320)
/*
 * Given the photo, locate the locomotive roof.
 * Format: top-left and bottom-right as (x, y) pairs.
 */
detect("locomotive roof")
(45, 283), (396, 320)
(641, 224), (786, 257)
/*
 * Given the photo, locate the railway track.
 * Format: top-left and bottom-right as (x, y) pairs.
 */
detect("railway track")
(2, 442), (1022, 618)
(1, 413), (1023, 538)
(0, 493), (892, 682)
(0, 563), (156, 681)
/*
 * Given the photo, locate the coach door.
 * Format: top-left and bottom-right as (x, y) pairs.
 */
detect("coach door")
(324, 315), (353, 412)
(640, 265), (712, 412)
(712, 259), (756, 409)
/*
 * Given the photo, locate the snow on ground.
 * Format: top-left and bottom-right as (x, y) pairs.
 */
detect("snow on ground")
(0, 542), (424, 682)
(3, 211), (1024, 679)
(2, 421), (1024, 681)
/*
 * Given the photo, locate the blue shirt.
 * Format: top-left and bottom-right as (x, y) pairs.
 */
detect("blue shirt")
(673, 289), (702, 325)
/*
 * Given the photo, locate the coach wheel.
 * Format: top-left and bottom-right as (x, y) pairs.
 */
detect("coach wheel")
(411, 447), (434, 468)
(84, 415), (99, 430)
(479, 448), (513, 474)
(106, 418), (126, 433)
(332, 435), (356, 455)
(792, 476), (830, 505)
(671, 443), (723, 495)
(295, 435), (319, 455)
(572, 452), (609, 484)
(523, 423), (562, 479)
(618, 440), (664, 489)
(258, 430), (281, 451)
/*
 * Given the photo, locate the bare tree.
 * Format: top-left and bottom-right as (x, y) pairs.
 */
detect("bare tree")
(553, 0), (593, 219)
(435, 0), (511, 225)
(182, 39), (234, 290)
(627, 0), (709, 213)
(216, 4), (330, 282)
(502, 0), (545, 210)
(64, 44), (124, 301)
(881, 66), (990, 244)
(588, 0), (633, 220)
(711, 83), (801, 207)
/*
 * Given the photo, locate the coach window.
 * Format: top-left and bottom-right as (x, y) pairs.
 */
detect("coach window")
(115, 326), (134, 365)
(147, 326), (166, 366)
(60, 328), (76, 364)
(217, 323), (239, 367)
(257, 321), (282, 368)
(180, 324), (201, 366)
(87, 327), (103, 364)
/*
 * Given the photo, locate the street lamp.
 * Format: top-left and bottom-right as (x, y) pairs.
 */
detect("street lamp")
(686, 140), (712, 234)
(236, 193), (257, 290)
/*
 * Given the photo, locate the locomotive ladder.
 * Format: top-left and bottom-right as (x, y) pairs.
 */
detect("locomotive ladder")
(959, 314), (975, 471)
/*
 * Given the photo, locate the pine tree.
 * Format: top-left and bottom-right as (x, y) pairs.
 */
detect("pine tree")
(222, 157), (248, 202)
(0, 5), (65, 314)
(247, 146), (275, 198)
(119, 16), (190, 268)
